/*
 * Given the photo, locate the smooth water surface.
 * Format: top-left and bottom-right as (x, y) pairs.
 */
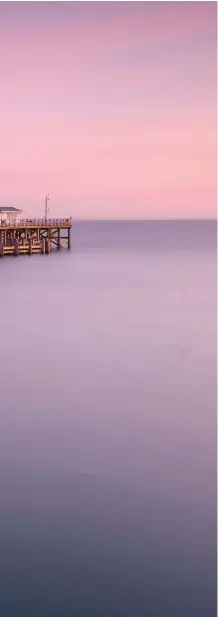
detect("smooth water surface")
(0, 221), (216, 617)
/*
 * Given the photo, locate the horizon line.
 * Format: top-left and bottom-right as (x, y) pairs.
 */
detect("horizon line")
(71, 218), (217, 223)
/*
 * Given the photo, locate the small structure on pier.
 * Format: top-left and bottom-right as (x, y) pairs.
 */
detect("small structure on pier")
(0, 206), (23, 223)
(0, 218), (72, 257)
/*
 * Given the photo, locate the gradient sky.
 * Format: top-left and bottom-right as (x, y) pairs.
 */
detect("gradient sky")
(0, 1), (216, 219)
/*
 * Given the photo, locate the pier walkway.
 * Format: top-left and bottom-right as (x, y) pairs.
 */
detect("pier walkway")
(0, 218), (72, 256)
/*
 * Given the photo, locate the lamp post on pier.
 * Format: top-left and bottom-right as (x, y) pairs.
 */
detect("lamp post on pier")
(45, 193), (50, 221)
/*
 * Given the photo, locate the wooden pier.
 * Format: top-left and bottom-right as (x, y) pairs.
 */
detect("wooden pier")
(0, 218), (72, 257)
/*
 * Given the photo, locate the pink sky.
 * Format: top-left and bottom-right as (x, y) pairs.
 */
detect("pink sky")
(0, 2), (216, 219)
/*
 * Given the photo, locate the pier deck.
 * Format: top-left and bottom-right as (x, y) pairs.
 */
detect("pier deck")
(0, 218), (72, 256)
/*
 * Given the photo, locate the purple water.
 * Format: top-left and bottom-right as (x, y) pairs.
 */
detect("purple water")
(0, 221), (216, 616)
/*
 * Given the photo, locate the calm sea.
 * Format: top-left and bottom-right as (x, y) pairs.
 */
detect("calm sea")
(0, 221), (216, 617)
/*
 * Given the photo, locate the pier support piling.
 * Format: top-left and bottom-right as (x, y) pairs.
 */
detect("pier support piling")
(14, 239), (19, 256)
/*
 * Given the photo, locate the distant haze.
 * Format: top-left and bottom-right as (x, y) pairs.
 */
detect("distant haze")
(0, 2), (216, 219)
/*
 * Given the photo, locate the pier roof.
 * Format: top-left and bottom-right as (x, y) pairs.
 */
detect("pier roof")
(0, 207), (23, 212)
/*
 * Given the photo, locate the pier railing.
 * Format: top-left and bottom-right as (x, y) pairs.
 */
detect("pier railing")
(0, 218), (72, 228)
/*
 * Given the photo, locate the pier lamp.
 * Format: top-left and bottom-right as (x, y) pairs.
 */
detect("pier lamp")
(45, 193), (50, 220)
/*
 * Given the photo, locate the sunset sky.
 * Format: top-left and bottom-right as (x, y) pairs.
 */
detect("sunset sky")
(0, 1), (216, 219)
